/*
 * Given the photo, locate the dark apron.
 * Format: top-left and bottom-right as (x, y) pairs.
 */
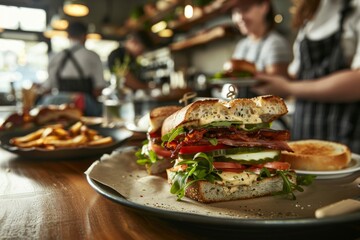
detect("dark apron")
(56, 47), (94, 96)
(54, 47), (102, 116)
(293, 0), (360, 153)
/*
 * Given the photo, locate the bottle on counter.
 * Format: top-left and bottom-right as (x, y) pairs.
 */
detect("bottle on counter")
(101, 74), (134, 127)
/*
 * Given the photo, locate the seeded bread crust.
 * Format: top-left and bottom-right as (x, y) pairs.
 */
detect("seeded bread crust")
(166, 169), (297, 203)
(161, 95), (288, 136)
(280, 140), (351, 171)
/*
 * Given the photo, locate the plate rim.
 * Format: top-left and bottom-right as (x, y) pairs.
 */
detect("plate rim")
(86, 172), (360, 229)
(125, 122), (148, 133)
(295, 153), (360, 176)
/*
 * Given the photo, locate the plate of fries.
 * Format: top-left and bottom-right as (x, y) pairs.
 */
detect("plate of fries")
(0, 121), (133, 159)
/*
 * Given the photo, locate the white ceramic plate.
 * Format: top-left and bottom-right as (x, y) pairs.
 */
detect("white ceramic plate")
(295, 153), (360, 179)
(125, 113), (150, 133)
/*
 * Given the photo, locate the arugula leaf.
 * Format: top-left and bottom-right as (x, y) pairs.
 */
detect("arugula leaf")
(203, 121), (270, 131)
(161, 127), (185, 143)
(275, 171), (316, 200)
(258, 167), (271, 179)
(204, 121), (237, 128)
(207, 138), (218, 146)
(297, 174), (316, 186)
(135, 144), (159, 165)
(170, 152), (221, 200)
(244, 122), (271, 131)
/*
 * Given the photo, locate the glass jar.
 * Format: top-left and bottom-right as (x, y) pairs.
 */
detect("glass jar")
(101, 74), (134, 127)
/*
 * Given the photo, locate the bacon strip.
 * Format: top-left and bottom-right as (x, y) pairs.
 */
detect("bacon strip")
(164, 127), (293, 156)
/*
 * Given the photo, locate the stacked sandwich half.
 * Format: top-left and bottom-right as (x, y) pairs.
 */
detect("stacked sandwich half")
(137, 95), (313, 203)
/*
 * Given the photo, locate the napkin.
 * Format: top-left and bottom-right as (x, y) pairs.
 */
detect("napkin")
(85, 147), (360, 219)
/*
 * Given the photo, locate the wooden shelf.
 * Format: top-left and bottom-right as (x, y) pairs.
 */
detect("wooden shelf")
(123, 0), (182, 33)
(113, 0), (237, 48)
(170, 25), (235, 51)
(170, 0), (234, 31)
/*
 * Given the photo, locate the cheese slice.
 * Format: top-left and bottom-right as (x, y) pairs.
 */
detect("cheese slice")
(216, 171), (258, 186)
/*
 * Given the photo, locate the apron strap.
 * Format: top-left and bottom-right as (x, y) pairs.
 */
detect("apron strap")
(55, 46), (85, 84)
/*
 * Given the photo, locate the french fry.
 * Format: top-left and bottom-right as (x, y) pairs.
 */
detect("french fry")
(69, 121), (83, 135)
(10, 122), (113, 150)
(44, 135), (87, 147)
(52, 128), (69, 138)
(11, 128), (45, 144)
(88, 136), (113, 146)
(41, 127), (54, 138)
(15, 138), (44, 148)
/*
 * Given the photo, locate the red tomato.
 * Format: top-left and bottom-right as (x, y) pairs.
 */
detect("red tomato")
(264, 161), (291, 170)
(213, 162), (246, 173)
(213, 162), (246, 169)
(149, 143), (172, 158)
(253, 161), (291, 170)
(179, 144), (228, 154)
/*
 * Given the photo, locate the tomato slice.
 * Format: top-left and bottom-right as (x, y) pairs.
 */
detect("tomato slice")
(218, 168), (245, 173)
(213, 162), (246, 173)
(149, 142), (172, 158)
(264, 161), (291, 170)
(213, 162), (246, 169)
(253, 161), (291, 170)
(179, 144), (228, 154)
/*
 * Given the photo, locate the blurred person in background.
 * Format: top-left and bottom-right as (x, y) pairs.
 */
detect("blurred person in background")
(40, 21), (106, 116)
(253, 0), (360, 153)
(231, 0), (292, 98)
(107, 31), (152, 90)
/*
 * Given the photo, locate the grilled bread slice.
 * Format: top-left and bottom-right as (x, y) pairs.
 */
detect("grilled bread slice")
(167, 169), (297, 203)
(143, 105), (181, 175)
(148, 105), (182, 133)
(161, 95), (288, 136)
(280, 139), (351, 171)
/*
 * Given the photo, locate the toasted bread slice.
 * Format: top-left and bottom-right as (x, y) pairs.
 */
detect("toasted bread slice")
(161, 95), (288, 136)
(167, 169), (296, 203)
(148, 106), (182, 133)
(280, 140), (351, 171)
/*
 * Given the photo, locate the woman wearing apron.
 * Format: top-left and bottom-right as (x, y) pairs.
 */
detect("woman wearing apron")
(253, 0), (360, 154)
(231, 0), (291, 98)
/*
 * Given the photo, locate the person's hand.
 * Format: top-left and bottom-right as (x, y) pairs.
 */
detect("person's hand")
(252, 73), (292, 97)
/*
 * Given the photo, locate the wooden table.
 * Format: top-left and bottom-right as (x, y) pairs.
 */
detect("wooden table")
(1, 131), (359, 239)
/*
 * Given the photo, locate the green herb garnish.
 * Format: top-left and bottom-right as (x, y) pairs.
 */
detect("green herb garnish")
(170, 152), (221, 200)
(207, 138), (218, 146)
(275, 171), (316, 200)
(135, 142), (159, 165)
(161, 127), (185, 143)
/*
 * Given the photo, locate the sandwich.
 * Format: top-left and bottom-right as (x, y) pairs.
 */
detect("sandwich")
(0, 104), (82, 130)
(33, 104), (82, 125)
(136, 105), (182, 175)
(162, 95), (314, 203)
(280, 139), (351, 171)
(213, 59), (256, 79)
